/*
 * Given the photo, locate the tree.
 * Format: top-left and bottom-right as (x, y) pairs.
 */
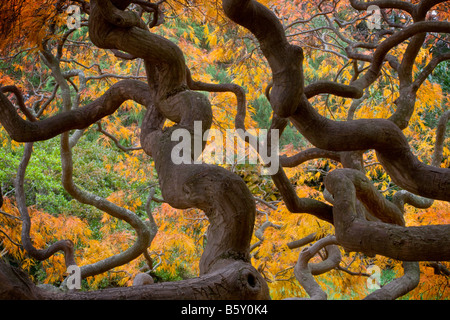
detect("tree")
(0, 0), (449, 300)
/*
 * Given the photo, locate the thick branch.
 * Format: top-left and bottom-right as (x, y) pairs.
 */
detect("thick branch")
(280, 148), (341, 168)
(271, 165), (334, 224)
(391, 110), (449, 212)
(38, 260), (269, 300)
(432, 110), (450, 167)
(350, 21), (450, 90)
(95, 0), (145, 28)
(290, 96), (450, 201)
(413, 52), (450, 91)
(0, 80), (152, 142)
(325, 169), (450, 261)
(0, 85), (37, 122)
(335, 169), (405, 225)
(304, 81), (363, 99)
(349, 0), (414, 15)
(364, 262), (420, 300)
(292, 235), (339, 300)
(222, 0), (304, 117)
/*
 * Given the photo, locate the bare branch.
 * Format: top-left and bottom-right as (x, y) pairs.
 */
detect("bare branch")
(15, 143), (76, 268)
(325, 169), (450, 261)
(413, 53), (450, 91)
(0, 80), (152, 142)
(96, 122), (142, 152)
(364, 262), (420, 300)
(0, 209), (22, 221)
(287, 232), (321, 250)
(291, 235), (339, 300)
(271, 165), (334, 224)
(0, 229), (22, 247)
(222, 0), (304, 117)
(349, 0), (414, 15)
(280, 148), (341, 168)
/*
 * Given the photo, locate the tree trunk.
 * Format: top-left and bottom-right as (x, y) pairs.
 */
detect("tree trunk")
(0, 260), (39, 300)
(0, 259), (269, 300)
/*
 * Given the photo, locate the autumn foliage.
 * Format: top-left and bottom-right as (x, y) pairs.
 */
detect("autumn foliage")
(0, 0), (449, 300)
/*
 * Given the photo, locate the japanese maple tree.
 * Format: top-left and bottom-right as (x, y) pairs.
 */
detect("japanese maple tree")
(0, 0), (449, 300)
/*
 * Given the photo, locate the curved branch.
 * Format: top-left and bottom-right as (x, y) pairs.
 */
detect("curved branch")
(324, 169), (450, 261)
(351, 21), (450, 90)
(250, 220), (282, 252)
(287, 232), (321, 250)
(391, 110), (449, 213)
(15, 143), (76, 269)
(96, 122), (142, 152)
(39, 260), (269, 300)
(0, 80), (152, 142)
(280, 148), (341, 168)
(364, 261), (420, 300)
(95, 0), (145, 28)
(413, 52), (450, 91)
(271, 165), (334, 224)
(432, 110), (450, 167)
(335, 169), (405, 226)
(304, 80), (363, 100)
(416, 0), (449, 18)
(89, 0), (186, 102)
(290, 96), (450, 201)
(222, 0), (304, 117)
(0, 228), (22, 248)
(185, 67), (247, 132)
(60, 130), (151, 279)
(349, 0), (414, 15)
(4, 88), (77, 269)
(392, 190), (434, 214)
(0, 85), (37, 122)
(84, 0), (270, 298)
(310, 244), (341, 276)
(292, 235), (339, 300)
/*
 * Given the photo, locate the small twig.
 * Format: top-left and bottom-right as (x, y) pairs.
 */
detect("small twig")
(0, 209), (22, 221)
(96, 122), (142, 152)
(254, 196), (277, 210)
(0, 229), (22, 247)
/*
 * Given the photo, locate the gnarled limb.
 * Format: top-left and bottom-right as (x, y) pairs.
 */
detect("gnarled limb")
(350, 20), (450, 90)
(88, 0), (270, 297)
(364, 261), (420, 300)
(271, 165), (334, 224)
(222, 0), (304, 117)
(0, 259), (39, 300)
(221, 0), (450, 203)
(304, 80), (363, 100)
(39, 260), (268, 300)
(280, 148), (341, 168)
(290, 96), (450, 201)
(349, 0), (415, 15)
(325, 169), (450, 261)
(15, 143), (76, 269)
(60, 129), (152, 279)
(186, 67), (248, 132)
(4, 89), (77, 270)
(0, 80), (152, 142)
(291, 235), (340, 300)
(391, 110), (448, 212)
(334, 169), (405, 226)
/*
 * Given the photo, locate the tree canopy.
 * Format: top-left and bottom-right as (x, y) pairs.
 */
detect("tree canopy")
(0, 0), (449, 300)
